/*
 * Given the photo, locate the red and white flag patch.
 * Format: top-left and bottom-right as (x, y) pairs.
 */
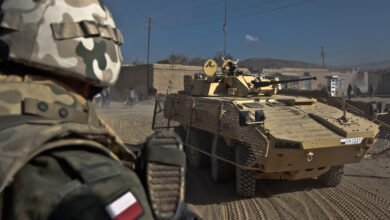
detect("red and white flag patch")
(105, 191), (143, 220)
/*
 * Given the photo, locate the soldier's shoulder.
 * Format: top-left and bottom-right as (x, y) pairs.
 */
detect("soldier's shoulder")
(0, 80), (86, 116)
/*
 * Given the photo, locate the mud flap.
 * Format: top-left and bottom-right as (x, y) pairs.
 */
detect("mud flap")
(144, 130), (186, 220)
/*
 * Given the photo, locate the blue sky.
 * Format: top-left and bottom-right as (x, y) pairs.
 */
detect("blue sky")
(105, 0), (390, 66)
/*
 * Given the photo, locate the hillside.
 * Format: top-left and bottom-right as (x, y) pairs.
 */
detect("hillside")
(353, 60), (390, 71)
(239, 58), (323, 72)
(156, 56), (390, 72)
(238, 58), (390, 72)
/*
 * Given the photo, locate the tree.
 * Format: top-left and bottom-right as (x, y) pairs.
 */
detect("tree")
(131, 58), (144, 66)
(168, 53), (188, 65)
(188, 57), (204, 66)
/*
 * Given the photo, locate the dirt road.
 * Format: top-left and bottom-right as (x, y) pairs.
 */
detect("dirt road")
(98, 101), (390, 220)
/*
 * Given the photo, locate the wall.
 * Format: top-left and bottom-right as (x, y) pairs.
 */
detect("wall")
(152, 64), (204, 94)
(263, 67), (355, 96)
(111, 64), (150, 101)
(368, 71), (390, 95)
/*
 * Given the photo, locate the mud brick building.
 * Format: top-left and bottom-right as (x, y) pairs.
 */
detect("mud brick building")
(112, 63), (249, 100)
(368, 70), (390, 95)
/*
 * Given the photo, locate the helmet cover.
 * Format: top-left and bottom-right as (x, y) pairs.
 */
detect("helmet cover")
(0, 0), (123, 87)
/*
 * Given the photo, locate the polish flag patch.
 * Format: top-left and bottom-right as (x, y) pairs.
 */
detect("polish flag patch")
(105, 191), (143, 220)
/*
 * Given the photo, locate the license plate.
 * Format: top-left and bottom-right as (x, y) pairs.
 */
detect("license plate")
(340, 137), (363, 145)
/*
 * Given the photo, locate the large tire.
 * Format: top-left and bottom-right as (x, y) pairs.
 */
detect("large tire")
(211, 137), (234, 182)
(318, 165), (344, 187)
(186, 129), (211, 169)
(235, 145), (256, 197)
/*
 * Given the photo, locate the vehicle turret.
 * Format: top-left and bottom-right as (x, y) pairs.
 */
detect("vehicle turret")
(185, 59), (316, 97)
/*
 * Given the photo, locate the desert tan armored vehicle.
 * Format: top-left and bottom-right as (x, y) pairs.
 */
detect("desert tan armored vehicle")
(156, 59), (380, 197)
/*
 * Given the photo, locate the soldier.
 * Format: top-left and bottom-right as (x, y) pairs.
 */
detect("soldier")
(0, 0), (197, 219)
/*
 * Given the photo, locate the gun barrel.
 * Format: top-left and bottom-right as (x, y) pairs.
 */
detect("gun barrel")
(253, 76), (317, 88)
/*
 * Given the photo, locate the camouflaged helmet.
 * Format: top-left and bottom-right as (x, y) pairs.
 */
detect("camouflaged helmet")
(0, 0), (123, 87)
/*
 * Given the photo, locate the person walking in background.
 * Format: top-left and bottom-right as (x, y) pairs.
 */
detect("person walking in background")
(129, 87), (137, 106)
(101, 89), (107, 108)
(347, 84), (353, 99)
(369, 83), (375, 97)
(93, 93), (102, 106)
(106, 88), (112, 108)
(151, 87), (158, 98)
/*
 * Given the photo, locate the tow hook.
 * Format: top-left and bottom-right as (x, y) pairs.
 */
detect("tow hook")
(307, 152), (314, 162)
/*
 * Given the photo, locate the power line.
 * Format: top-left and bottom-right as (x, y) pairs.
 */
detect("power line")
(155, 0), (291, 28)
(195, 0), (291, 20)
(231, 0), (316, 19)
(155, 0), (316, 29)
(224, 0), (227, 57)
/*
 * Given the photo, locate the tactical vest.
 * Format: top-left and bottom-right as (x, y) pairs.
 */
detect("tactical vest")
(0, 81), (136, 193)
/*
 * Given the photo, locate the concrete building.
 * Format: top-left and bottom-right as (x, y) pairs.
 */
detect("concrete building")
(356, 71), (369, 93)
(263, 67), (356, 97)
(111, 63), (250, 100)
(368, 70), (390, 95)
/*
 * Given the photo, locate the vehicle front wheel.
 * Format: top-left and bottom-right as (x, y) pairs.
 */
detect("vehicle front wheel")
(318, 165), (344, 187)
(235, 145), (256, 197)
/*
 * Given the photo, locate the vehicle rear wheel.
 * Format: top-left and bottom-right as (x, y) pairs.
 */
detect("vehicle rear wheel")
(235, 145), (256, 197)
(173, 126), (187, 143)
(318, 165), (344, 187)
(186, 128), (211, 169)
(211, 137), (234, 182)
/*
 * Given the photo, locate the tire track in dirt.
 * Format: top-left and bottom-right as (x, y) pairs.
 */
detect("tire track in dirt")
(303, 190), (337, 219)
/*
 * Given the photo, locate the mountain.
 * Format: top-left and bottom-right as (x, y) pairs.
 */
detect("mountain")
(239, 58), (324, 72)
(239, 58), (390, 72)
(352, 60), (390, 71)
(156, 56), (390, 72)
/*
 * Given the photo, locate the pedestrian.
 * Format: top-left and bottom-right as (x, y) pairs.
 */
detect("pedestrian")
(101, 89), (107, 108)
(129, 87), (137, 106)
(370, 83), (375, 97)
(106, 88), (111, 108)
(347, 84), (353, 99)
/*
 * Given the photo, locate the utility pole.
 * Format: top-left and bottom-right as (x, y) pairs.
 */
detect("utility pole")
(320, 46), (325, 67)
(223, 0), (227, 57)
(147, 17), (152, 65)
(146, 17), (153, 95)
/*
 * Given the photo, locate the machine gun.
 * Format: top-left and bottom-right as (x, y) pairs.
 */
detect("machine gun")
(252, 76), (317, 88)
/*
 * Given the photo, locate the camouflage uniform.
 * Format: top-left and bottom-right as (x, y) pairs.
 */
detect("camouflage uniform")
(0, 0), (191, 219)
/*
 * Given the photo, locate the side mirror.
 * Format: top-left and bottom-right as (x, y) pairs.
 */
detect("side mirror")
(239, 110), (266, 126)
(255, 110), (266, 122)
(239, 111), (251, 126)
(378, 102), (388, 114)
(369, 102), (388, 120)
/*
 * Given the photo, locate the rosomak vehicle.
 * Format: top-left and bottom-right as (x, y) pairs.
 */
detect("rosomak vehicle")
(155, 59), (380, 197)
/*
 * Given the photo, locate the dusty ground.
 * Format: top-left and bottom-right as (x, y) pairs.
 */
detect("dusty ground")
(98, 101), (390, 220)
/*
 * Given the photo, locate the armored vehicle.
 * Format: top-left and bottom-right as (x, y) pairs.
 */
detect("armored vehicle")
(156, 59), (380, 197)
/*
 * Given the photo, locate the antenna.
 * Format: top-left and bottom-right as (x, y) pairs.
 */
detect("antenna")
(320, 46), (325, 67)
(223, 0), (227, 57)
